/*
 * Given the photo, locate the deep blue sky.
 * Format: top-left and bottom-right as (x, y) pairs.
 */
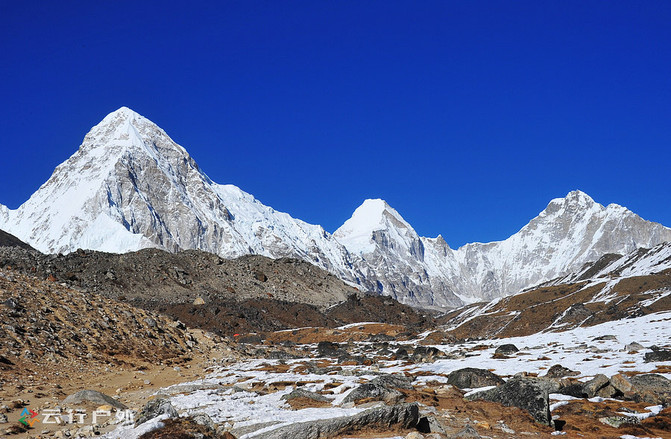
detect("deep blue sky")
(1, 1), (670, 248)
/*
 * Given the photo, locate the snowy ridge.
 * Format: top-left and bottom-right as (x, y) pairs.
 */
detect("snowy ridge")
(334, 190), (671, 306)
(554, 241), (671, 286)
(2, 107), (670, 308)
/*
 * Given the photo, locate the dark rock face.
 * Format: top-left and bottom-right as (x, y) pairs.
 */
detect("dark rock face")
(316, 341), (348, 358)
(447, 368), (505, 389)
(254, 403), (420, 439)
(63, 390), (127, 409)
(644, 346), (671, 363)
(394, 347), (409, 360)
(494, 344), (519, 356)
(465, 377), (551, 425)
(0, 230), (34, 250)
(135, 398), (179, 427)
(545, 364), (580, 378)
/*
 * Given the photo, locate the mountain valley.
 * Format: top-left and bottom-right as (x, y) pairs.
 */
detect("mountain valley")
(0, 108), (670, 439)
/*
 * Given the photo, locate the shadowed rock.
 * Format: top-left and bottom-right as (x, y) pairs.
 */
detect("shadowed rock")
(465, 377), (551, 425)
(447, 368), (504, 389)
(135, 398), (178, 427)
(63, 390), (126, 409)
(254, 403), (420, 439)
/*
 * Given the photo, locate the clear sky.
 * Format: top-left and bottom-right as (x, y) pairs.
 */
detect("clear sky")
(1, 1), (670, 248)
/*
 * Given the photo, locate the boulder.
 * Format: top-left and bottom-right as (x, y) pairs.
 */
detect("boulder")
(449, 424), (481, 438)
(447, 368), (504, 389)
(369, 374), (414, 390)
(644, 346), (671, 363)
(582, 374), (610, 398)
(416, 415), (446, 434)
(191, 413), (216, 431)
(545, 364), (579, 378)
(628, 373), (671, 405)
(317, 341), (348, 358)
(413, 346), (444, 362)
(395, 347), (410, 360)
(494, 344), (519, 356)
(625, 342), (644, 352)
(465, 377), (551, 425)
(254, 403), (420, 439)
(135, 398), (178, 427)
(63, 390), (126, 409)
(342, 383), (404, 405)
(610, 373), (634, 394)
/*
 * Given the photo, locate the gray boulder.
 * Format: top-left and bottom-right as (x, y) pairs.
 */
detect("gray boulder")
(281, 388), (330, 403)
(134, 398), (178, 427)
(628, 373), (671, 405)
(447, 368), (504, 389)
(191, 413), (215, 431)
(63, 390), (126, 409)
(369, 374), (414, 390)
(416, 415), (446, 434)
(342, 383), (404, 405)
(465, 377), (551, 425)
(625, 342), (644, 352)
(254, 403), (420, 439)
(583, 374), (610, 398)
(449, 424), (481, 438)
(560, 374), (610, 399)
(545, 364), (579, 378)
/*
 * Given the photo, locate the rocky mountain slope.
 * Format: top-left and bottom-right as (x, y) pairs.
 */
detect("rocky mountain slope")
(0, 229), (33, 250)
(437, 242), (671, 339)
(2, 107), (670, 309)
(0, 267), (207, 383)
(0, 246), (431, 336)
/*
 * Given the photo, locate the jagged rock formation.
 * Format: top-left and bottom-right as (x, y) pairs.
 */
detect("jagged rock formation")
(1, 107), (670, 308)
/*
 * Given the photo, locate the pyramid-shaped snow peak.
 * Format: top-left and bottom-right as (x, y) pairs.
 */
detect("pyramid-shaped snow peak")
(334, 199), (417, 255)
(0, 108), (361, 289)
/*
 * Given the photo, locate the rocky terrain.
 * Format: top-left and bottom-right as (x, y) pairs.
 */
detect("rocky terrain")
(0, 235), (670, 438)
(87, 313), (671, 438)
(0, 245), (431, 336)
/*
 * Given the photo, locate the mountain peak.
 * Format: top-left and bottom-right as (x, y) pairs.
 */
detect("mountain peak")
(334, 199), (415, 255)
(542, 190), (598, 216)
(103, 106), (143, 121)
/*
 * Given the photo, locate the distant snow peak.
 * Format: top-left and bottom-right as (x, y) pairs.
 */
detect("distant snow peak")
(2, 108), (671, 310)
(333, 198), (415, 255)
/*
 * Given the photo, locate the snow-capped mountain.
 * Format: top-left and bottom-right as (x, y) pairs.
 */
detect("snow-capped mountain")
(2, 107), (670, 309)
(0, 107), (362, 283)
(334, 191), (671, 306)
